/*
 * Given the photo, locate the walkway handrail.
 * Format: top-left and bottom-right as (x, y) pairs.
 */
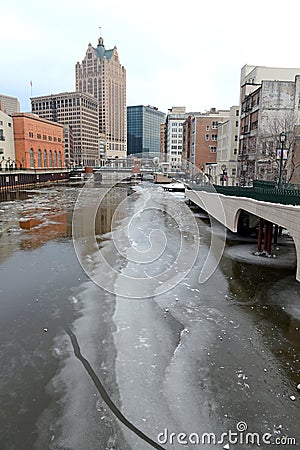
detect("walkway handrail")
(186, 182), (300, 206)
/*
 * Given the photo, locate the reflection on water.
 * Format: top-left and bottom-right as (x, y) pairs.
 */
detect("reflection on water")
(0, 184), (131, 263)
(220, 249), (300, 392)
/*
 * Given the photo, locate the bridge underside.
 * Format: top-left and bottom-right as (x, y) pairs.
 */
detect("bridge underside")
(186, 189), (300, 282)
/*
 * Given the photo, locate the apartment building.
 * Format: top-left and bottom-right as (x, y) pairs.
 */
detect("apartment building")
(75, 35), (126, 159)
(183, 108), (230, 179)
(239, 65), (300, 184)
(31, 92), (99, 166)
(12, 113), (64, 169)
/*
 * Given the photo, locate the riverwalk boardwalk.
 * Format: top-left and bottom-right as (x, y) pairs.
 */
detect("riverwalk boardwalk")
(185, 182), (300, 282)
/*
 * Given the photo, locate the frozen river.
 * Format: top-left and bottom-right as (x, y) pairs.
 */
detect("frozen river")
(0, 181), (299, 450)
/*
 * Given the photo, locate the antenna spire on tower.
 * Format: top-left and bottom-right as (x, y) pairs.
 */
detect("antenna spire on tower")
(98, 27), (104, 46)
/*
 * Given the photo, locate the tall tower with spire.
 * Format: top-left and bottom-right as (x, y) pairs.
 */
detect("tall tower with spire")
(75, 33), (127, 160)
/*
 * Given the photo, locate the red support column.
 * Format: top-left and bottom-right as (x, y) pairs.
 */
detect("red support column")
(257, 218), (263, 252)
(267, 222), (273, 254)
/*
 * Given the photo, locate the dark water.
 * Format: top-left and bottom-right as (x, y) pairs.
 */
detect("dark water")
(0, 182), (299, 450)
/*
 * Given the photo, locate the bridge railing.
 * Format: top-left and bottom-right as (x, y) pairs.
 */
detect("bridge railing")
(176, 175), (300, 206)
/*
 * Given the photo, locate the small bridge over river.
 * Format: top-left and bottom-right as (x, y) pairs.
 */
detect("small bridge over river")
(184, 181), (300, 282)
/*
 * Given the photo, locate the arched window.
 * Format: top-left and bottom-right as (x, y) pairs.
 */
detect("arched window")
(58, 151), (62, 167)
(54, 151), (57, 167)
(30, 148), (34, 168)
(44, 150), (47, 168)
(38, 149), (42, 167)
(49, 150), (53, 168)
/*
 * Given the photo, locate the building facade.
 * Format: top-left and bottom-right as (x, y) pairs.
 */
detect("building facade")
(0, 111), (15, 169)
(127, 105), (165, 157)
(12, 113), (64, 169)
(31, 92), (99, 166)
(75, 35), (126, 160)
(239, 71), (300, 184)
(0, 94), (20, 115)
(183, 108), (230, 179)
(216, 106), (239, 185)
(165, 107), (188, 169)
(63, 125), (74, 167)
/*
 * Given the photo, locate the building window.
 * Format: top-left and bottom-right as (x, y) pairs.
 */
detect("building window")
(232, 168), (236, 176)
(205, 134), (209, 141)
(44, 150), (47, 168)
(234, 148), (237, 155)
(49, 150), (53, 167)
(29, 132), (34, 138)
(212, 121), (218, 129)
(38, 149), (42, 167)
(30, 148), (34, 167)
(210, 146), (217, 153)
(59, 151), (62, 167)
(234, 135), (238, 141)
(235, 121), (239, 127)
(236, 110), (239, 116)
(54, 151), (57, 167)
(0, 129), (5, 141)
(37, 133), (41, 139)
(212, 134), (217, 141)
(206, 125), (210, 131)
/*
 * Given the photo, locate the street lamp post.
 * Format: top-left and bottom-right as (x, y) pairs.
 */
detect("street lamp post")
(278, 131), (286, 189)
(221, 164), (227, 186)
(208, 165), (212, 183)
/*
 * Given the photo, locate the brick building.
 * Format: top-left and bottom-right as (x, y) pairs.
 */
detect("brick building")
(12, 113), (64, 169)
(183, 108), (230, 178)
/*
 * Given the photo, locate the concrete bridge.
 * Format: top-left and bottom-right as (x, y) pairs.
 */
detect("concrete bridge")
(185, 188), (300, 282)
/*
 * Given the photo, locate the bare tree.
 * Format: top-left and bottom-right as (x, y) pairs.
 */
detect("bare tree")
(257, 110), (300, 183)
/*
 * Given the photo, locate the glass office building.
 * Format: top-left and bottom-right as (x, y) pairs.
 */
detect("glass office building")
(127, 105), (165, 156)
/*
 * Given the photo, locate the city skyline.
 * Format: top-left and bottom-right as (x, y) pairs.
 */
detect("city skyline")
(2, 0), (300, 114)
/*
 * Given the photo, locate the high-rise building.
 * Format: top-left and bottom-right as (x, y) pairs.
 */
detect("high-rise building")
(31, 92), (99, 166)
(63, 125), (74, 167)
(0, 94), (20, 115)
(127, 105), (165, 157)
(75, 35), (126, 160)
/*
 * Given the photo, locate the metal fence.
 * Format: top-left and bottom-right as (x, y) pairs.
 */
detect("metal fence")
(183, 178), (300, 206)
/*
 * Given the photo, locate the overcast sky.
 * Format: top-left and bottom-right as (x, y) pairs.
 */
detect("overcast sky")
(2, 0), (300, 114)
